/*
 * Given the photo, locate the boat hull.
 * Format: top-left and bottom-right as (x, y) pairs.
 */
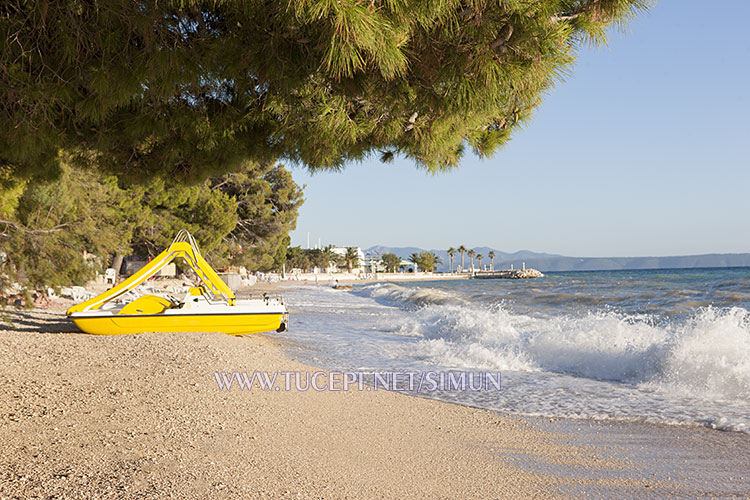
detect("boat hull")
(70, 312), (286, 336)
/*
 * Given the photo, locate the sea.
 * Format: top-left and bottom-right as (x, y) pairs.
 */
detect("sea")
(281, 267), (750, 433)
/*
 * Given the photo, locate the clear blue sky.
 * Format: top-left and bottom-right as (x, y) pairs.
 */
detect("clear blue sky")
(289, 1), (750, 258)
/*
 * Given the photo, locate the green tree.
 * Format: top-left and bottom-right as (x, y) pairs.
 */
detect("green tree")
(489, 251), (496, 271)
(457, 245), (467, 272)
(127, 161), (303, 273)
(0, 160), (303, 291)
(409, 252), (421, 273)
(468, 249), (476, 272)
(313, 246), (336, 272)
(129, 178), (238, 261)
(305, 248), (328, 271)
(447, 247), (456, 273)
(0, 166), (26, 219)
(219, 163), (304, 272)
(0, 159), (135, 289)
(381, 253), (401, 273)
(344, 247), (360, 273)
(286, 246), (311, 272)
(1, 1), (652, 183)
(409, 251), (441, 273)
(273, 235), (291, 273)
(476, 253), (483, 272)
(420, 251), (442, 273)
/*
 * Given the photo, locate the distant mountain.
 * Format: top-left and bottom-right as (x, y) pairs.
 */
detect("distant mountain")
(501, 253), (750, 272)
(365, 246), (559, 272)
(469, 247), (562, 261)
(365, 246), (750, 272)
(366, 246), (425, 258)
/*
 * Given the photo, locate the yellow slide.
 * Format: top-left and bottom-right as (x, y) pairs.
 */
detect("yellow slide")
(67, 230), (235, 315)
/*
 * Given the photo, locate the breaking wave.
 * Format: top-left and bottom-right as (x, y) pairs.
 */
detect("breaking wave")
(360, 282), (460, 307)
(357, 283), (750, 404)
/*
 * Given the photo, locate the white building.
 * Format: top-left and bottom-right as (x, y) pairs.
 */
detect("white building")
(331, 246), (366, 272)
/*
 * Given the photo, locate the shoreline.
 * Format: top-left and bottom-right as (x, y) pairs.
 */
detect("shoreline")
(1, 306), (748, 497)
(277, 272), (469, 287)
(244, 275), (464, 294)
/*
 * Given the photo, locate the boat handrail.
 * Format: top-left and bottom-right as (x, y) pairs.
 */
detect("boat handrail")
(67, 230), (236, 314)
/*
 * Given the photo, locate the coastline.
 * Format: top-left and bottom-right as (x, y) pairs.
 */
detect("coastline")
(1, 305), (747, 498)
(246, 274), (466, 294)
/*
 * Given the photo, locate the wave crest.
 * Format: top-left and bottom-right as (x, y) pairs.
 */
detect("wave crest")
(358, 283), (460, 307)
(361, 283), (750, 402)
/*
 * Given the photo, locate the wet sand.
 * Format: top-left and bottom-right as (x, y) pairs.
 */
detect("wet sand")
(526, 417), (749, 498)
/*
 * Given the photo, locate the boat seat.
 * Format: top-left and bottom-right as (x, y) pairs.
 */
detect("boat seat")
(118, 295), (173, 315)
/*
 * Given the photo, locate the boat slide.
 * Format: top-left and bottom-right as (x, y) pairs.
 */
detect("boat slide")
(67, 231), (287, 335)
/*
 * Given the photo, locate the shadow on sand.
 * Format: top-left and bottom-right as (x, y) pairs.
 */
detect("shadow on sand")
(0, 309), (80, 334)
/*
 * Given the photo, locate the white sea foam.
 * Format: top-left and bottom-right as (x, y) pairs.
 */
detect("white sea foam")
(362, 282), (458, 307)
(357, 283), (750, 403)
(647, 306), (750, 402)
(287, 282), (750, 432)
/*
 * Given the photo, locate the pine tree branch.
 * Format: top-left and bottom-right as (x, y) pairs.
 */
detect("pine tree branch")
(551, 0), (601, 22)
(0, 220), (72, 234)
(551, 13), (582, 21)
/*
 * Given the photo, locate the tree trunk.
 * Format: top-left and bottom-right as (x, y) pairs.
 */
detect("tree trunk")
(110, 254), (125, 276)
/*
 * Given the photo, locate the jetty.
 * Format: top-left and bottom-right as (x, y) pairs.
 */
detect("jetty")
(470, 268), (544, 279)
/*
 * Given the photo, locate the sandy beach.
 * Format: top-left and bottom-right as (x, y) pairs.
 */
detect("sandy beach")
(1, 301), (748, 498)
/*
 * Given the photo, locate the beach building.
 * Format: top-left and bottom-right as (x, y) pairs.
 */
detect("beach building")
(362, 252), (415, 273)
(363, 254), (384, 274)
(330, 246), (366, 271)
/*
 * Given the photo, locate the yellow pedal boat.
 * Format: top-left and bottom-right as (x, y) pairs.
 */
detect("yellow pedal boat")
(67, 231), (287, 336)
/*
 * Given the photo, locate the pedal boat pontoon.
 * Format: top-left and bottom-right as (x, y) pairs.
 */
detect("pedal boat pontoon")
(66, 231), (287, 335)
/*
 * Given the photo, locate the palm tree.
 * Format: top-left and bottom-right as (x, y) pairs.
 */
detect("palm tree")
(408, 252), (420, 273)
(345, 247), (359, 273)
(468, 249), (475, 272)
(457, 245), (467, 272)
(322, 245), (335, 273)
(489, 251), (495, 271)
(447, 247), (456, 273)
(409, 251), (441, 272)
(424, 252), (442, 272)
(381, 253), (401, 273)
(476, 254), (483, 272)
